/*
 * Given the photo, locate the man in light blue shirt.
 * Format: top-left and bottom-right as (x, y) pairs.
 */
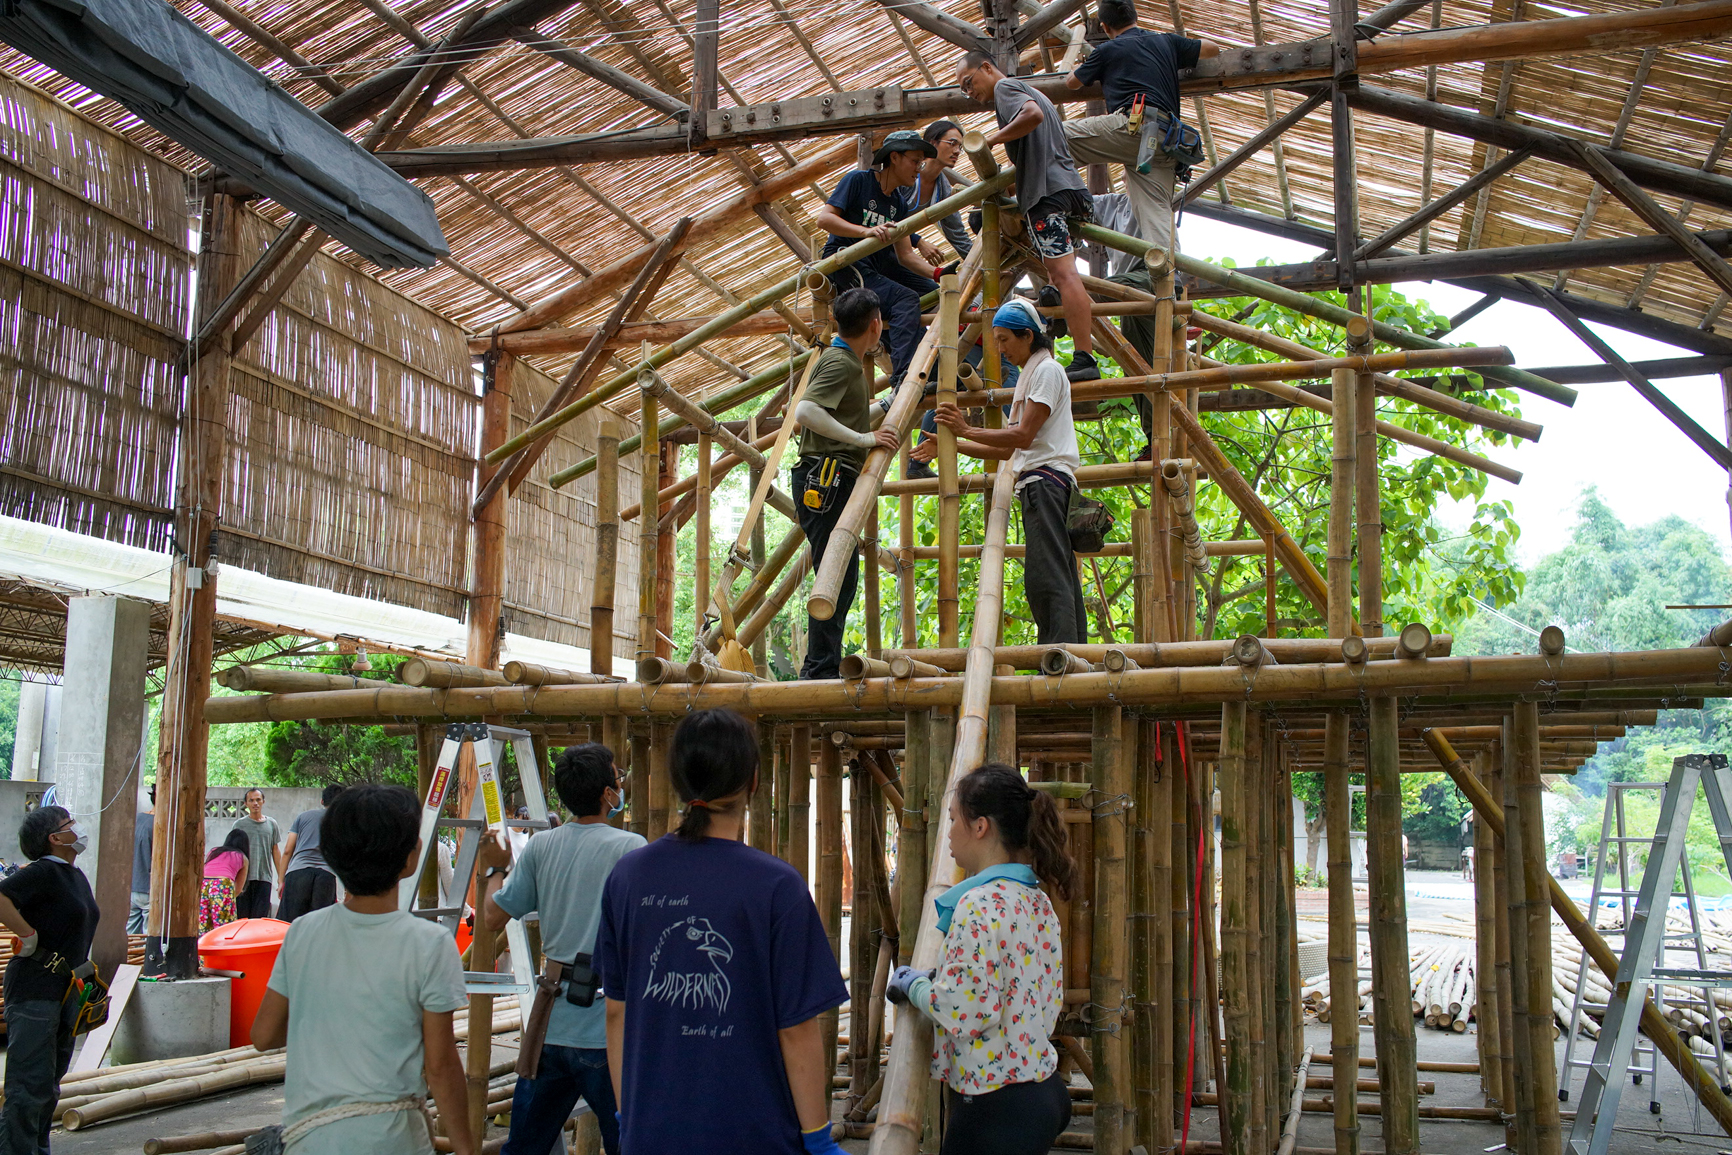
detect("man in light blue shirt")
(478, 744), (643, 1155)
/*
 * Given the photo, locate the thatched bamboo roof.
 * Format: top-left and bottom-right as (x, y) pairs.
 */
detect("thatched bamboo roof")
(3, 0), (1729, 416)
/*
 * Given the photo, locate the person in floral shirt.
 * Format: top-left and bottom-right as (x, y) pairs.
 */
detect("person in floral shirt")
(887, 764), (1075, 1154)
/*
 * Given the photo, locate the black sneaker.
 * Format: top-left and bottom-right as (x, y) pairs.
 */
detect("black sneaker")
(905, 459), (936, 480)
(1037, 285), (1067, 337)
(1066, 351), (1101, 382)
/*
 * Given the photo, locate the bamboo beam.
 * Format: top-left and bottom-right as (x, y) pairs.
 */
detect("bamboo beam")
(936, 272), (962, 648)
(865, 0), (988, 51)
(871, 464), (1017, 1155)
(513, 30), (687, 118)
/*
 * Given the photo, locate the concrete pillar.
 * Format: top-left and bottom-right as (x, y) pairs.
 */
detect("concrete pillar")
(11, 679), (46, 780)
(54, 596), (150, 979)
(37, 685), (61, 785)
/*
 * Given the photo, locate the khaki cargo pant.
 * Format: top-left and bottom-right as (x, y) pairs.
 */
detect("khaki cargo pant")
(1063, 111), (1179, 254)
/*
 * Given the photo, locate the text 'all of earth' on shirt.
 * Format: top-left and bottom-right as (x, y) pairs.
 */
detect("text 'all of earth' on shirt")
(595, 835), (846, 1155)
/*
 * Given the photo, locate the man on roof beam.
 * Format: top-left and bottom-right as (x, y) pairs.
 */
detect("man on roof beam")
(814, 130), (948, 394)
(960, 50), (1102, 382)
(1063, 0), (1219, 259)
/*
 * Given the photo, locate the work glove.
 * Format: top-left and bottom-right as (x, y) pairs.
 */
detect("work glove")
(885, 965), (934, 1007)
(967, 209), (983, 235)
(801, 1123), (847, 1155)
(15, 931), (37, 958)
(935, 260), (960, 279)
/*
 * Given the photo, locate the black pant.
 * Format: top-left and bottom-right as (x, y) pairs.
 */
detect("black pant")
(235, 879), (274, 919)
(792, 457), (860, 680)
(1108, 263), (1160, 443)
(277, 867), (337, 921)
(0, 997), (78, 1155)
(1019, 475), (1088, 645)
(941, 1073), (1073, 1155)
(832, 263), (937, 385)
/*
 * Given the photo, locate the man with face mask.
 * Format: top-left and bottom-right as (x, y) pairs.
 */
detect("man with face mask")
(0, 805), (100, 1153)
(476, 744), (644, 1155)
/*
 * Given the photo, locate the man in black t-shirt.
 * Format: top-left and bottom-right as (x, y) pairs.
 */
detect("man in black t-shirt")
(1064, 0), (1218, 255)
(0, 805), (100, 1153)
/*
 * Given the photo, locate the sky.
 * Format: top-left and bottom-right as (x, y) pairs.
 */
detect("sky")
(1175, 215), (1732, 567)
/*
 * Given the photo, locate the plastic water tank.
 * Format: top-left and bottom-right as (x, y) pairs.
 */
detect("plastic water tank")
(198, 918), (290, 1047)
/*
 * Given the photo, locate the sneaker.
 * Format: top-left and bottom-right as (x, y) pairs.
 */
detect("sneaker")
(905, 459), (936, 480)
(1066, 351), (1101, 382)
(1037, 286), (1067, 337)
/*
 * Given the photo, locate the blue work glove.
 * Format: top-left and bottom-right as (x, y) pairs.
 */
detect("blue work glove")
(885, 965), (933, 1006)
(802, 1122), (847, 1155)
(615, 1110), (625, 1150)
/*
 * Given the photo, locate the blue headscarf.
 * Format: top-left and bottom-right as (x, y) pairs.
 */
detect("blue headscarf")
(991, 298), (1045, 334)
(933, 862), (1040, 934)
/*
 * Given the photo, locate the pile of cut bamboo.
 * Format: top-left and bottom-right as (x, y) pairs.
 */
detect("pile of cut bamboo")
(1299, 943), (1477, 1032)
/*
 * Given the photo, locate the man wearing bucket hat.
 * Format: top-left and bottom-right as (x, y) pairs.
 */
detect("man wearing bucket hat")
(913, 298), (1088, 644)
(815, 130), (947, 391)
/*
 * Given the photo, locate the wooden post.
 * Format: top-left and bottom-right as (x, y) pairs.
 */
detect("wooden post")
(695, 431), (711, 640)
(935, 273), (962, 648)
(1220, 702), (1251, 1155)
(1471, 750), (1505, 1112)
(1093, 705), (1131, 1154)
(149, 193), (241, 978)
(1490, 740), (1521, 1148)
(817, 739), (844, 1085)
(1501, 721), (1538, 1155)
(638, 385), (660, 663)
(775, 728), (792, 864)
(1514, 701), (1563, 1155)
(628, 725), (649, 839)
(1367, 697), (1418, 1155)
(751, 721), (773, 851)
(1324, 711), (1359, 1155)
(649, 721), (672, 840)
(789, 725), (812, 882)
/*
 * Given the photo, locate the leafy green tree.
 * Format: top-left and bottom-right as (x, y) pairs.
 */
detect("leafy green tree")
(258, 653), (418, 789)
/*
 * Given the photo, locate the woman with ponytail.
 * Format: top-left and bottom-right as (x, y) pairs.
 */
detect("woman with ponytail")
(594, 708), (848, 1155)
(887, 763), (1075, 1154)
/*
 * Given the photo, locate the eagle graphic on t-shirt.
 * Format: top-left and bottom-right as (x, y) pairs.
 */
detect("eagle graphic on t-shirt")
(644, 916), (735, 1014)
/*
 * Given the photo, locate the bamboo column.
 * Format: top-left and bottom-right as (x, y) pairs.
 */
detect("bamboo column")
(1220, 701), (1251, 1155)
(150, 193), (242, 978)
(1133, 719), (1158, 1152)
(1471, 750), (1505, 1113)
(1514, 701), (1563, 1155)
(789, 724), (811, 883)
(1153, 723), (1175, 1155)
(628, 726), (649, 839)
(1167, 722), (1191, 1141)
(1323, 711), (1359, 1155)
(649, 722), (672, 840)
(848, 760), (875, 1107)
(935, 273), (961, 648)
(1246, 714), (1267, 1155)
(817, 739), (844, 1087)
(1490, 740), (1520, 1149)
(899, 471), (917, 647)
(1094, 705), (1132, 1152)
(1502, 719), (1538, 1155)
(898, 711), (929, 964)
(638, 384), (660, 664)
(1367, 696), (1418, 1155)
(593, 418), (624, 763)
(695, 431), (711, 639)
(1274, 750), (1295, 1119)
(751, 722), (773, 850)
(865, 503), (884, 658)
(775, 728), (792, 864)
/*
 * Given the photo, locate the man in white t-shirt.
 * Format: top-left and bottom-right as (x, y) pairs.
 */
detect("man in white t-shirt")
(915, 299), (1088, 643)
(477, 744), (644, 1155)
(251, 784), (475, 1155)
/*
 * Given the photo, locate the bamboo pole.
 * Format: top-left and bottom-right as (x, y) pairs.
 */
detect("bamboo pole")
(1094, 705), (1132, 1153)
(213, 668), (390, 693)
(899, 460), (917, 648)
(936, 273), (962, 648)
(1275, 753), (1296, 1134)
(1247, 715), (1268, 1155)
(592, 417), (621, 679)
(1154, 723), (1176, 1153)
(869, 462), (1016, 1155)
(1133, 717), (1158, 1152)
(818, 739), (844, 1087)
(880, 636), (1448, 672)
(628, 725), (649, 839)
(648, 722), (672, 840)
(1500, 719), (1538, 1155)
(751, 722), (773, 852)
(1424, 728), (1732, 1134)
(1513, 702), (1563, 1155)
(695, 431), (711, 641)
(1323, 712), (1358, 1155)
(1470, 751), (1504, 1112)
(1220, 702), (1251, 1155)
(1168, 722), (1192, 1140)
(61, 1056), (289, 1130)
(898, 710), (929, 967)
(811, 248), (989, 622)
(788, 724), (812, 881)
(865, 502), (884, 659)
(1367, 697), (1419, 1155)
(849, 759), (874, 1107)
(400, 659), (508, 688)
(775, 727), (792, 864)
(638, 386), (660, 665)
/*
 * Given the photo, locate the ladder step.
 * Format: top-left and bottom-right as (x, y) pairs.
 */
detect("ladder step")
(1650, 969), (1732, 986)
(413, 907), (464, 919)
(438, 818), (486, 829)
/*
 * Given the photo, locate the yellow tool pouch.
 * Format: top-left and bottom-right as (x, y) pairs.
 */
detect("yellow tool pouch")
(801, 455), (848, 515)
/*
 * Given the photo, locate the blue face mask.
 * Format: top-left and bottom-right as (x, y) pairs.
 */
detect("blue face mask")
(607, 788), (626, 820)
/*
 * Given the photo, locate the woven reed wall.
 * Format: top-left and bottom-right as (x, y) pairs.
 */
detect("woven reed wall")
(0, 73), (190, 551)
(223, 209), (478, 619)
(503, 359), (642, 657)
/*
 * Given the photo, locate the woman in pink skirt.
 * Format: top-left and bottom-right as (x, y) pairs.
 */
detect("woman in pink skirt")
(200, 830), (250, 932)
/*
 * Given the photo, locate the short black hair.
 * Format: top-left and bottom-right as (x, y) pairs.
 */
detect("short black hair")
(1099, 0), (1137, 30)
(19, 806), (68, 861)
(834, 287), (882, 339)
(321, 784), (419, 896)
(321, 783), (345, 806)
(554, 743), (616, 818)
(244, 787), (264, 803)
(961, 49), (994, 72)
(924, 120), (962, 144)
(671, 709), (759, 840)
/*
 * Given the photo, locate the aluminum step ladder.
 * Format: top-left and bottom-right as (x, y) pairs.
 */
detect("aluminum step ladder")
(1565, 753), (1732, 1155)
(398, 722), (552, 997)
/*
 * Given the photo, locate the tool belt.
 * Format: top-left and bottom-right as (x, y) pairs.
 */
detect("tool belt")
(26, 950), (107, 1033)
(799, 455), (854, 515)
(515, 953), (603, 1079)
(1128, 102), (1206, 182)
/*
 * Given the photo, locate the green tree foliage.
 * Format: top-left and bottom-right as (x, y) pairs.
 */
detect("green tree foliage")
(0, 678), (20, 779)
(259, 654), (419, 789)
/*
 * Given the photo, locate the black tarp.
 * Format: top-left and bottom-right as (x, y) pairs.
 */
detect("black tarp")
(0, 0), (448, 268)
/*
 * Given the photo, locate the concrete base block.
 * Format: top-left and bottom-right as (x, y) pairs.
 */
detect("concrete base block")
(110, 976), (231, 1065)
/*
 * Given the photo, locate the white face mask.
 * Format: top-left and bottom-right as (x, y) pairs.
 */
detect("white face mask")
(58, 823), (88, 856)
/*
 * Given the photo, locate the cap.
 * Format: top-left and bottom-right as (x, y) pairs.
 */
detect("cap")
(873, 129), (938, 167)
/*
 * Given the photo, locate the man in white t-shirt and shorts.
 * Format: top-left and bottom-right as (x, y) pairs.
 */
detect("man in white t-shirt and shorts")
(915, 299), (1088, 643)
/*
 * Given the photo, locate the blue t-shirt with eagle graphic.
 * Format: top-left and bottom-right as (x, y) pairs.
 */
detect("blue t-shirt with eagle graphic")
(595, 835), (846, 1155)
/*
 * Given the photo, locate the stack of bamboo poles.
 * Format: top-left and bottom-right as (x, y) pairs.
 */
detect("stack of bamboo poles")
(54, 998), (519, 1131)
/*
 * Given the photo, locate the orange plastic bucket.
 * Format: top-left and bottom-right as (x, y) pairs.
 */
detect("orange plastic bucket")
(199, 918), (291, 1047)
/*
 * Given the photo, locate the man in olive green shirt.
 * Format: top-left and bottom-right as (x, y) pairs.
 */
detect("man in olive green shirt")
(792, 287), (901, 678)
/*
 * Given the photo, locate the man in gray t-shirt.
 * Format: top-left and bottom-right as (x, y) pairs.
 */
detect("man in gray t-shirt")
(279, 783), (344, 921)
(230, 787), (284, 919)
(957, 51), (1104, 384)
